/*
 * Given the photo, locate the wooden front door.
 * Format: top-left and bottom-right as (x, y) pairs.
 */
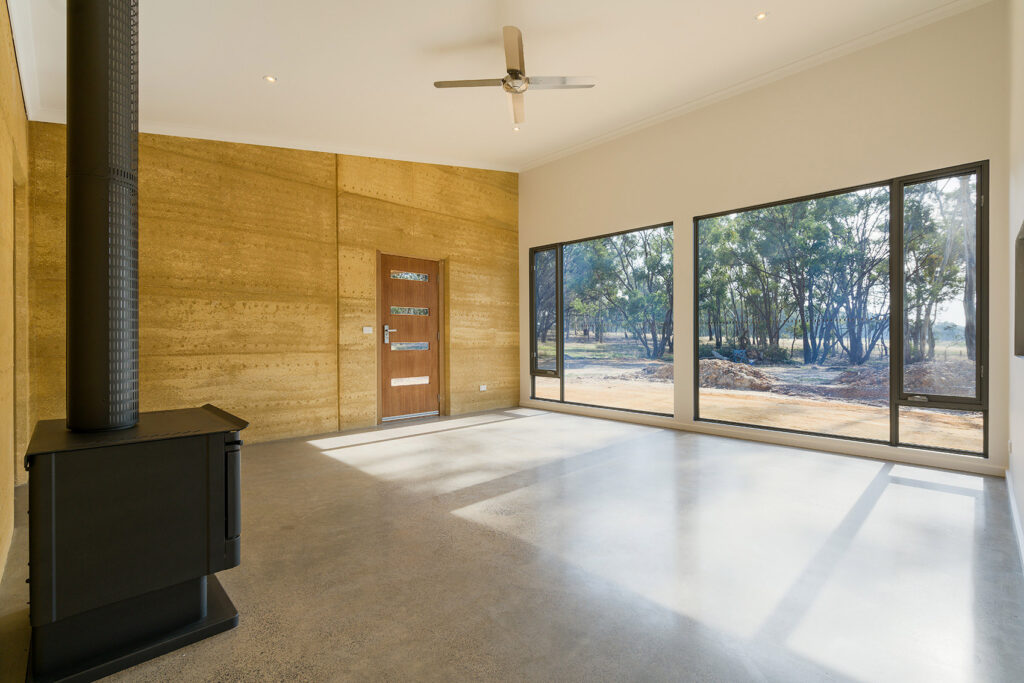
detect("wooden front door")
(380, 254), (440, 421)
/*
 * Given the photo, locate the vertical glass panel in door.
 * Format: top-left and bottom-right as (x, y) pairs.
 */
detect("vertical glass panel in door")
(902, 173), (978, 398)
(533, 249), (558, 372)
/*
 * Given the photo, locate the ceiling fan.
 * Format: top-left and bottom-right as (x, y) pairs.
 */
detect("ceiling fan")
(433, 26), (596, 130)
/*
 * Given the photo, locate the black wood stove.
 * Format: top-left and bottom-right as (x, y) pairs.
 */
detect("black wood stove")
(24, 406), (246, 681)
(24, 1), (246, 680)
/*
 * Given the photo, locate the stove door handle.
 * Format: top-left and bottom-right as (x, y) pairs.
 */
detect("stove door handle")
(226, 447), (241, 539)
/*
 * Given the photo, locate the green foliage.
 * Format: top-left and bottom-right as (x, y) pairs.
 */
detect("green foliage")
(698, 177), (976, 370)
(698, 343), (737, 359)
(532, 249), (558, 344)
(901, 175), (977, 363)
(699, 186), (893, 367)
(564, 226), (673, 359)
(756, 344), (792, 364)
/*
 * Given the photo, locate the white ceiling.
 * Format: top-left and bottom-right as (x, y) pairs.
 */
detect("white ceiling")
(10, 0), (989, 172)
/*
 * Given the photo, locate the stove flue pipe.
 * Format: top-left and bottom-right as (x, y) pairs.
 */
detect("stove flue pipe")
(66, 0), (139, 431)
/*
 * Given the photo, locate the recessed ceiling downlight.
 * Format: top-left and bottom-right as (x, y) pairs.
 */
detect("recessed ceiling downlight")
(755, 11), (768, 21)
(263, 75), (277, 83)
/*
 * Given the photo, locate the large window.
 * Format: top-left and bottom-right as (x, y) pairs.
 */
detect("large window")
(530, 224), (674, 416)
(696, 185), (892, 442)
(695, 162), (987, 456)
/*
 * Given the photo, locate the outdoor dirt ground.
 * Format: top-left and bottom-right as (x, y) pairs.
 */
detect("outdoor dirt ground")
(533, 377), (983, 454)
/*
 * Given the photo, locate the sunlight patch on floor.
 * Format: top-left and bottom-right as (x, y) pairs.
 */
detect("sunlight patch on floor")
(890, 463), (985, 491)
(310, 408), (994, 680)
(316, 412), (652, 496)
(306, 414), (512, 450)
(451, 443), (890, 641)
(502, 408), (548, 417)
(786, 482), (977, 681)
(452, 439), (988, 682)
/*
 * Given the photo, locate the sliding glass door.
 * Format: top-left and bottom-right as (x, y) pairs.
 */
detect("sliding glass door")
(530, 223), (674, 416)
(695, 162), (987, 456)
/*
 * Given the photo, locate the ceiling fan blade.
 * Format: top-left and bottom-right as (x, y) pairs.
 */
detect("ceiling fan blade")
(509, 92), (525, 126)
(503, 26), (525, 75)
(434, 78), (504, 88)
(527, 76), (596, 90)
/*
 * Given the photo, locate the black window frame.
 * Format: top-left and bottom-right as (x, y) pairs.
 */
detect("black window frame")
(529, 222), (675, 418)
(529, 246), (562, 381)
(693, 161), (989, 457)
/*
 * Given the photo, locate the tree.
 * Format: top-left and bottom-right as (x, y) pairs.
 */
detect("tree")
(566, 227), (674, 359)
(903, 182), (967, 364)
(821, 188), (890, 365)
(533, 249), (557, 343)
(698, 218), (731, 348)
(698, 187), (892, 367)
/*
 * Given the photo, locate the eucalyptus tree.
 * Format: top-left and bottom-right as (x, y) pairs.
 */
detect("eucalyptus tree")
(821, 187), (891, 365)
(903, 183), (966, 363)
(567, 227), (674, 359)
(533, 249), (557, 344)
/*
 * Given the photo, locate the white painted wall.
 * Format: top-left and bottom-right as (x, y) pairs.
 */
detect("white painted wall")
(519, 2), (1010, 475)
(1008, 0), (1024, 557)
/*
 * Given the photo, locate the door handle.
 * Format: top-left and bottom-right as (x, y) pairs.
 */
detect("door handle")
(384, 325), (398, 343)
(225, 446), (241, 539)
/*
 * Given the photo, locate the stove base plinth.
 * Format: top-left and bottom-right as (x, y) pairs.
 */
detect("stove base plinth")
(28, 575), (237, 683)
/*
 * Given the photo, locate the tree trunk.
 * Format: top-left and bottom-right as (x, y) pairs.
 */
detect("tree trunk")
(924, 301), (935, 360)
(957, 180), (977, 361)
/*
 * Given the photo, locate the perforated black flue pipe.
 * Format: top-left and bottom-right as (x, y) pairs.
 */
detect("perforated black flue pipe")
(66, 0), (139, 431)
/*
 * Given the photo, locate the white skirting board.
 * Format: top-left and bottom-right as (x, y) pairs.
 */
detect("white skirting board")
(1008, 472), (1024, 577)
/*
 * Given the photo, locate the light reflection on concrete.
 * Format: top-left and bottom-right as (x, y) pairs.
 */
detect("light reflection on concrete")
(306, 413), (513, 450)
(317, 412), (650, 496)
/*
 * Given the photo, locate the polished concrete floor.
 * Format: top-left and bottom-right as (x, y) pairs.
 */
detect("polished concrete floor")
(2, 408), (1024, 681)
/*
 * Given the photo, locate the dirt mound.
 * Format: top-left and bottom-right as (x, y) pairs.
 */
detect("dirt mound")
(700, 359), (775, 391)
(771, 361), (973, 403)
(825, 360), (974, 397)
(834, 366), (885, 385)
(904, 360), (975, 395)
(639, 364), (674, 381)
(824, 365), (889, 401)
(617, 363), (674, 383)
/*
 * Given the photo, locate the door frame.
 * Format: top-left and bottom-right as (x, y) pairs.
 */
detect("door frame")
(375, 251), (448, 424)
